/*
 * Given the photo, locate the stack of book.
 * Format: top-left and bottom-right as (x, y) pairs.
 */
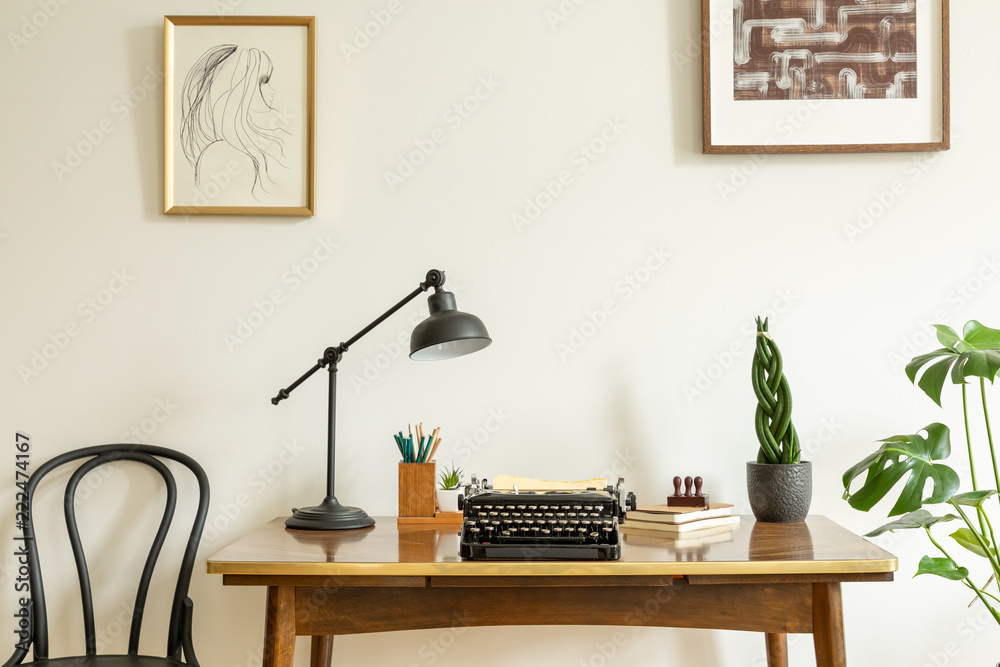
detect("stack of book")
(623, 503), (739, 541)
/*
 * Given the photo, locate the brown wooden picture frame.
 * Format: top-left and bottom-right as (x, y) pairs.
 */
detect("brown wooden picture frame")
(702, 0), (950, 154)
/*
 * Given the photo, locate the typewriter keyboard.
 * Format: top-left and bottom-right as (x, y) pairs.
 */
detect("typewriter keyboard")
(459, 492), (622, 560)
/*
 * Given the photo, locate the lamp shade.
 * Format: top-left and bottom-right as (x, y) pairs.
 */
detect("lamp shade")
(410, 291), (491, 361)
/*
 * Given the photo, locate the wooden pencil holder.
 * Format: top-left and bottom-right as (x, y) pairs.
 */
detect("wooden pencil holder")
(398, 462), (436, 517)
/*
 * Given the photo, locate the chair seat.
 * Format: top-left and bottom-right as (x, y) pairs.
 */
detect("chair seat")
(29, 656), (189, 667)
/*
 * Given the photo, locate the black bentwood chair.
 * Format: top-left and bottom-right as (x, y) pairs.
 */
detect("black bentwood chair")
(2, 444), (209, 667)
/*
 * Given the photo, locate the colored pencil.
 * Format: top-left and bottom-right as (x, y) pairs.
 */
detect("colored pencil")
(394, 424), (443, 462)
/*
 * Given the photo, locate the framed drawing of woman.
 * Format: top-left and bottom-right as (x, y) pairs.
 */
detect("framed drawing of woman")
(164, 16), (316, 216)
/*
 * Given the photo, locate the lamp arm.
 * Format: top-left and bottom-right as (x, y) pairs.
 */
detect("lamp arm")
(270, 269), (446, 405)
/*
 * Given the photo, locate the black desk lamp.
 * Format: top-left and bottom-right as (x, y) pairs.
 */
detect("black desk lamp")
(271, 269), (491, 530)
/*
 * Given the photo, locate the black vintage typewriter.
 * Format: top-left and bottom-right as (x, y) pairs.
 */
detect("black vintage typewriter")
(458, 476), (636, 560)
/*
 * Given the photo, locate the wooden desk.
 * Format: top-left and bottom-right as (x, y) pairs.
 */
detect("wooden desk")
(206, 516), (895, 667)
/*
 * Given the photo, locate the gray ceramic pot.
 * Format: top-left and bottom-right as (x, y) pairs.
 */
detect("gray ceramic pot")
(746, 461), (812, 523)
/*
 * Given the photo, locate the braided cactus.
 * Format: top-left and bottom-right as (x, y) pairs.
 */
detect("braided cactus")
(752, 316), (801, 464)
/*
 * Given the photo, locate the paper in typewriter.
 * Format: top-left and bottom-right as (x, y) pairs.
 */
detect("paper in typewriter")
(492, 474), (608, 491)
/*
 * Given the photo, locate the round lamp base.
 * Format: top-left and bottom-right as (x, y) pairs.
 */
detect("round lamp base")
(285, 496), (376, 531)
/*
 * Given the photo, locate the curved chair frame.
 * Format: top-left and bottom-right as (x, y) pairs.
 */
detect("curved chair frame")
(1, 444), (209, 666)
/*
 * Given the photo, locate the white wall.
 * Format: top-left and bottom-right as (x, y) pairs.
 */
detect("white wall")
(2, 1), (998, 665)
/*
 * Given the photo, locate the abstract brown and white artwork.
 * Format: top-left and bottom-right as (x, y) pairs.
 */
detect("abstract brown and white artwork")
(702, 0), (949, 153)
(733, 0), (917, 101)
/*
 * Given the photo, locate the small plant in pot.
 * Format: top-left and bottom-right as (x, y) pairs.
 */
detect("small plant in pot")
(747, 316), (812, 522)
(436, 462), (464, 513)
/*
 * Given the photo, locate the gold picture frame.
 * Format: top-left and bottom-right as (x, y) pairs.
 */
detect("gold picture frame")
(702, 0), (950, 154)
(164, 15), (316, 215)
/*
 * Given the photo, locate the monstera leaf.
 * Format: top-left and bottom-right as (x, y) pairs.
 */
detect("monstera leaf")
(865, 513), (969, 579)
(905, 321), (1000, 406)
(947, 491), (999, 559)
(915, 555), (969, 581)
(863, 509), (959, 538)
(951, 490), (999, 508)
(843, 423), (960, 516)
(950, 527), (997, 559)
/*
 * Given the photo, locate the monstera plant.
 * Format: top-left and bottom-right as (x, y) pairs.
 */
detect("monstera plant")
(843, 320), (1000, 624)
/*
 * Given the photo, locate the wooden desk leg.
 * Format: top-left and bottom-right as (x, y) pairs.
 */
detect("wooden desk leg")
(311, 636), (334, 667)
(765, 633), (788, 667)
(813, 582), (846, 667)
(264, 586), (296, 667)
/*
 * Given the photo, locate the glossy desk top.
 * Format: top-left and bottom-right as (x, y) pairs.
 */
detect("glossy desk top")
(206, 516), (897, 577)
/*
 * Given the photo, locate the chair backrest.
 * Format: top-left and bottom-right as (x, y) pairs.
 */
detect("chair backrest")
(12, 444), (209, 663)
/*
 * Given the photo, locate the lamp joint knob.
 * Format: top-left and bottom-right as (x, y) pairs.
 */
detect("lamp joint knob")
(422, 269), (445, 290)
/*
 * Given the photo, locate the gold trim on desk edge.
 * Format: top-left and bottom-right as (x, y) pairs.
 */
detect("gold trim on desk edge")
(206, 558), (898, 577)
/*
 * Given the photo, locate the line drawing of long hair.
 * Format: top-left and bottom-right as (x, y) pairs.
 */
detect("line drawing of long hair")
(179, 44), (290, 200)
